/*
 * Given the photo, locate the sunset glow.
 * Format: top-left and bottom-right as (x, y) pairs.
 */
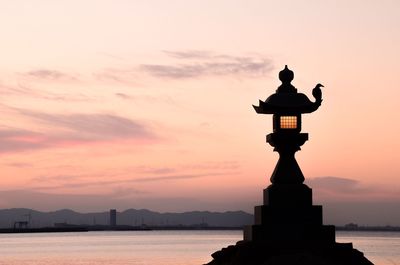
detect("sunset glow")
(0, 0), (399, 225)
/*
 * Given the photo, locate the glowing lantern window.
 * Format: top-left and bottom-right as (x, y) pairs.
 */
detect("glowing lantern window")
(280, 116), (297, 129)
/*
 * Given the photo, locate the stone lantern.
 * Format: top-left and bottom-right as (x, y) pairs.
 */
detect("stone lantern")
(244, 65), (332, 244)
(207, 66), (373, 265)
(254, 65), (322, 185)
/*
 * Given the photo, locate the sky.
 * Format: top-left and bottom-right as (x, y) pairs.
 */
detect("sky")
(0, 0), (399, 225)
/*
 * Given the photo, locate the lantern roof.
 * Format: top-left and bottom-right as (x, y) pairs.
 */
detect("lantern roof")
(253, 66), (322, 115)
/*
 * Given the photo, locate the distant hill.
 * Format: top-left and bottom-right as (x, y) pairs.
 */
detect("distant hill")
(0, 208), (253, 228)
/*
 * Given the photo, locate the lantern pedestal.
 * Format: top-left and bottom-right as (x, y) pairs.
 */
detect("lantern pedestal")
(243, 129), (336, 245)
(266, 132), (308, 184)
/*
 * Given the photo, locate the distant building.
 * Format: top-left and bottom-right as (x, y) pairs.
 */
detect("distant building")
(110, 209), (117, 226)
(344, 223), (359, 229)
(13, 221), (29, 229)
(54, 222), (77, 228)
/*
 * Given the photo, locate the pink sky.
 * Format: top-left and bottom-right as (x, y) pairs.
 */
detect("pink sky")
(0, 1), (399, 224)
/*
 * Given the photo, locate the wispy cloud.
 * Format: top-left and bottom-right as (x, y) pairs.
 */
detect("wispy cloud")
(33, 178), (149, 192)
(162, 50), (215, 59)
(132, 166), (176, 175)
(0, 128), (49, 153)
(114, 93), (176, 108)
(115, 93), (133, 100)
(305, 176), (399, 201)
(0, 69), (89, 102)
(140, 51), (273, 79)
(95, 50), (273, 83)
(134, 173), (210, 182)
(184, 160), (240, 171)
(5, 162), (32, 168)
(23, 69), (78, 81)
(19, 111), (155, 141)
(28, 173), (212, 194)
(29, 166), (228, 192)
(0, 110), (157, 153)
(0, 82), (89, 102)
(307, 176), (361, 193)
(0, 82), (32, 96)
(302, 176), (400, 225)
(93, 67), (139, 85)
(32, 174), (84, 183)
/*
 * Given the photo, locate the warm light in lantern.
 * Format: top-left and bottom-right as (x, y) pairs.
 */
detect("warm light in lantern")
(280, 116), (297, 129)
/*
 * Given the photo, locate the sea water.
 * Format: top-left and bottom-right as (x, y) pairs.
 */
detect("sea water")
(0, 230), (398, 265)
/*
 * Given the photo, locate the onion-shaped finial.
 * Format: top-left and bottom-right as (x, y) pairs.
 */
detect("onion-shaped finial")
(279, 65), (294, 83)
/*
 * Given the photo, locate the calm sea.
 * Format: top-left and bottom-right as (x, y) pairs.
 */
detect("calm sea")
(0, 230), (398, 265)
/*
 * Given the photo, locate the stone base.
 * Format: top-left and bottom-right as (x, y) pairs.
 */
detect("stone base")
(206, 240), (374, 265)
(220, 180), (374, 264)
(244, 184), (333, 245)
(243, 224), (335, 246)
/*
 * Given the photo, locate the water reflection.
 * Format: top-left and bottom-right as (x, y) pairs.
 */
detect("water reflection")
(0, 231), (397, 265)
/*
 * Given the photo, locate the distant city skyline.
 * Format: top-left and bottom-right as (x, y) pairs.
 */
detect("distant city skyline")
(0, 1), (399, 226)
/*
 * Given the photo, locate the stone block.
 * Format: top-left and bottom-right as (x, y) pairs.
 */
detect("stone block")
(254, 205), (323, 226)
(263, 184), (312, 206)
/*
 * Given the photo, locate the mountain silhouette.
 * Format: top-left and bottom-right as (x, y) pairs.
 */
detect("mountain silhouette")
(0, 208), (252, 228)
